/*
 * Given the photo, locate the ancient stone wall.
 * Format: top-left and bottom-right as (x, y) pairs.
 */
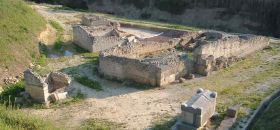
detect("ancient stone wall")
(194, 31), (270, 59)
(24, 69), (49, 103)
(99, 56), (161, 86)
(73, 25), (95, 52)
(24, 69), (71, 104)
(192, 31), (269, 76)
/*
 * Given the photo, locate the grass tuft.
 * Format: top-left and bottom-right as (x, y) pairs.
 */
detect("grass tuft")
(75, 76), (102, 91)
(80, 118), (125, 130)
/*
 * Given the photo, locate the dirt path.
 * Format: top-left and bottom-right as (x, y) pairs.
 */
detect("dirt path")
(25, 4), (280, 130)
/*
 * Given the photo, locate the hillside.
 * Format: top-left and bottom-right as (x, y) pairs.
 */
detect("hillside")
(0, 0), (46, 85)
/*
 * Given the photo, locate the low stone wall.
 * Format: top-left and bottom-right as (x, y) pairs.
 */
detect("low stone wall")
(194, 32), (270, 59)
(73, 25), (94, 52)
(99, 56), (160, 86)
(193, 31), (269, 75)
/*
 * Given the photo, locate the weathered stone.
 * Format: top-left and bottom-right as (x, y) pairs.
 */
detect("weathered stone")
(193, 31), (269, 75)
(226, 106), (239, 118)
(174, 89), (217, 130)
(50, 92), (68, 102)
(194, 55), (215, 76)
(186, 73), (195, 79)
(3, 77), (19, 85)
(24, 69), (45, 86)
(47, 72), (71, 93)
(179, 78), (187, 83)
(217, 116), (237, 130)
(24, 69), (71, 104)
(215, 56), (228, 70)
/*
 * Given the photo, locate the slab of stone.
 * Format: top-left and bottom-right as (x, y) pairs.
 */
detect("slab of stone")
(47, 72), (71, 93)
(50, 92), (68, 102)
(174, 89), (217, 130)
(217, 116), (237, 130)
(226, 106), (239, 118)
(24, 69), (45, 86)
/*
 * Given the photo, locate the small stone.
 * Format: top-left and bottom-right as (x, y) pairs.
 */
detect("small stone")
(226, 106), (239, 118)
(29, 63), (35, 68)
(179, 78), (186, 83)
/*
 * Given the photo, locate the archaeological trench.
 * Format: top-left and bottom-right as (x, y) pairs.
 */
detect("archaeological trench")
(21, 14), (271, 129)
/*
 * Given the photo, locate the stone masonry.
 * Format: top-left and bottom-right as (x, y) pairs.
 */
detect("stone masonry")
(99, 31), (198, 86)
(73, 14), (126, 52)
(173, 88), (217, 130)
(24, 69), (71, 104)
(192, 31), (269, 76)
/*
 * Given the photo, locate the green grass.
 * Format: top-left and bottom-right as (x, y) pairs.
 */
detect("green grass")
(75, 76), (102, 91)
(51, 5), (88, 12)
(151, 114), (177, 130)
(81, 53), (100, 65)
(0, 0), (46, 67)
(49, 20), (64, 51)
(183, 43), (280, 121)
(0, 105), (58, 130)
(0, 82), (25, 106)
(79, 118), (125, 130)
(250, 97), (280, 130)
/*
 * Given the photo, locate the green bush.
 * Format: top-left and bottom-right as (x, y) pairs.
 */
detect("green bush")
(0, 82), (25, 106)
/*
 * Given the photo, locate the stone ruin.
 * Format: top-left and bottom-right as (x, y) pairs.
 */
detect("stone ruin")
(99, 31), (198, 86)
(73, 14), (269, 87)
(73, 14), (130, 52)
(99, 30), (269, 86)
(192, 31), (269, 76)
(23, 69), (71, 105)
(173, 89), (217, 130)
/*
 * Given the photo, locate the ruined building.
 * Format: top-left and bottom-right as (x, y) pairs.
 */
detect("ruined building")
(73, 14), (127, 52)
(74, 15), (269, 87)
(99, 31), (197, 86)
(24, 69), (71, 105)
(192, 31), (269, 76)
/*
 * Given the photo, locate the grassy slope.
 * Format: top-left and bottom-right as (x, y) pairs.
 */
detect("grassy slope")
(0, 0), (56, 129)
(251, 98), (280, 130)
(0, 0), (46, 80)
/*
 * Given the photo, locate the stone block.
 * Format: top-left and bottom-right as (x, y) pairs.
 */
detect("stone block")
(24, 69), (45, 86)
(176, 89), (217, 129)
(50, 92), (68, 102)
(226, 106), (239, 118)
(47, 72), (71, 93)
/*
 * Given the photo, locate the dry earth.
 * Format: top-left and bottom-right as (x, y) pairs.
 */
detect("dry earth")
(22, 4), (280, 130)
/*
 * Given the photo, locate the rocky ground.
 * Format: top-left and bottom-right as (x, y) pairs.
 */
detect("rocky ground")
(21, 4), (280, 130)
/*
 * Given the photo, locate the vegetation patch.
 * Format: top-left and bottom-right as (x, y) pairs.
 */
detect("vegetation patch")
(0, 0), (46, 76)
(80, 118), (125, 130)
(75, 76), (102, 91)
(151, 114), (177, 130)
(184, 43), (280, 123)
(0, 82), (25, 107)
(0, 105), (58, 130)
(251, 97), (280, 130)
